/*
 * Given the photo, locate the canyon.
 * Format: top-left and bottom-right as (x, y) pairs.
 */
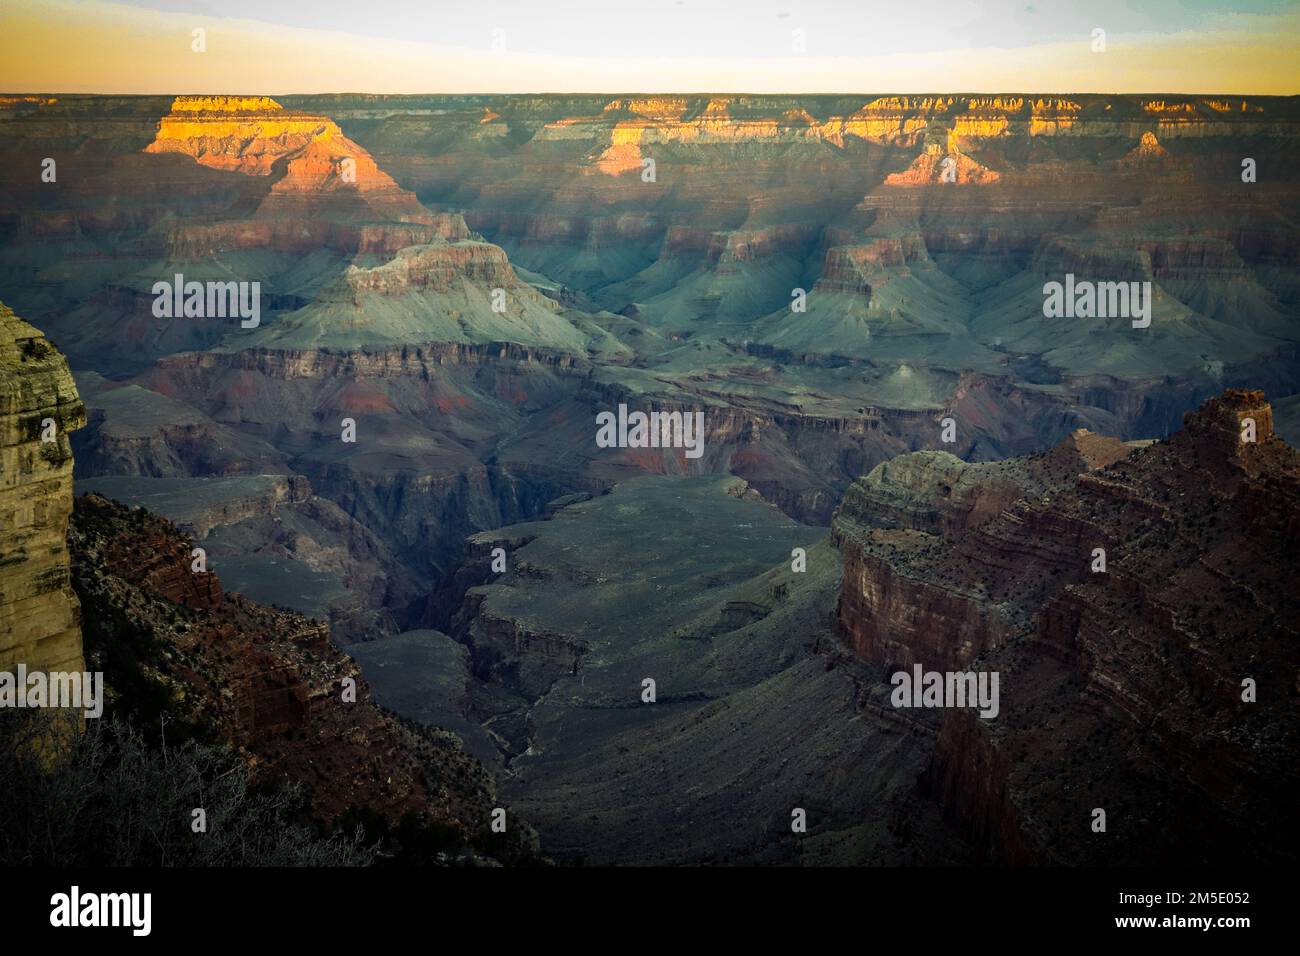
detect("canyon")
(0, 92), (1297, 864)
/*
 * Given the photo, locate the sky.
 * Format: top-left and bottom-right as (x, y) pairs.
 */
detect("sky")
(2, 0), (1297, 94)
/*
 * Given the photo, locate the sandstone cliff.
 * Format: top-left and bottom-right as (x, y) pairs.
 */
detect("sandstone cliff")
(145, 95), (450, 258)
(0, 303), (86, 681)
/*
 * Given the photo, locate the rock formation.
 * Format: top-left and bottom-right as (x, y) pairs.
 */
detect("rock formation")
(145, 95), (433, 219)
(833, 391), (1300, 864)
(0, 304), (86, 685)
(1120, 130), (1174, 167)
(882, 131), (1000, 186)
(67, 491), (537, 860)
(5, 92), (1297, 651)
(143, 95), (470, 260)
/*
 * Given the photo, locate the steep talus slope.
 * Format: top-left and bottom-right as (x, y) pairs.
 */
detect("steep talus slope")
(833, 390), (1300, 864)
(74, 472), (406, 641)
(68, 492), (538, 861)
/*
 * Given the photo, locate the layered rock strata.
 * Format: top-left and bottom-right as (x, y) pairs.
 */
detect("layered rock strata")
(833, 391), (1300, 864)
(0, 304), (86, 680)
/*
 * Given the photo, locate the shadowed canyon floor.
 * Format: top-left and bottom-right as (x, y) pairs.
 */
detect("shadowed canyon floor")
(1, 92), (1298, 865)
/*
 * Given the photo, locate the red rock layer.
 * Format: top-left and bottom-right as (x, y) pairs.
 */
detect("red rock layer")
(68, 493), (499, 831)
(144, 95), (444, 255)
(835, 390), (1300, 864)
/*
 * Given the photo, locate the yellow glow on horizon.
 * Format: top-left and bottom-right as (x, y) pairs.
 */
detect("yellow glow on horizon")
(1, 0), (1297, 95)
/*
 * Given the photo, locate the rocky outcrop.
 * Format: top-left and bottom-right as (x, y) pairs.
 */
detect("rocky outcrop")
(145, 95), (443, 257)
(164, 218), (460, 258)
(0, 304), (86, 680)
(67, 492), (528, 853)
(1120, 130), (1173, 168)
(658, 224), (818, 267)
(883, 132), (1000, 186)
(831, 429), (1133, 670)
(78, 474), (311, 539)
(147, 96), (428, 209)
(835, 390), (1300, 864)
(835, 452), (1029, 538)
(834, 545), (1012, 673)
(812, 235), (933, 294)
(340, 241), (531, 297)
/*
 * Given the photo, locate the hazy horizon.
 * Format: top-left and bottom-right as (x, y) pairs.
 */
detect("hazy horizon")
(3, 0), (1297, 95)
(7, 90), (1300, 97)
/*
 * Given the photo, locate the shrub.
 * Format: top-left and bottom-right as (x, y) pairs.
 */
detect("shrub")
(0, 711), (376, 867)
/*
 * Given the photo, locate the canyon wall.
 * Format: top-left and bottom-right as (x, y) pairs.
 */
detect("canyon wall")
(833, 392), (1300, 864)
(0, 303), (86, 682)
(67, 490), (533, 856)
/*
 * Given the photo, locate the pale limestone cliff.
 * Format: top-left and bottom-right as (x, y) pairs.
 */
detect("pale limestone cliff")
(0, 303), (86, 679)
